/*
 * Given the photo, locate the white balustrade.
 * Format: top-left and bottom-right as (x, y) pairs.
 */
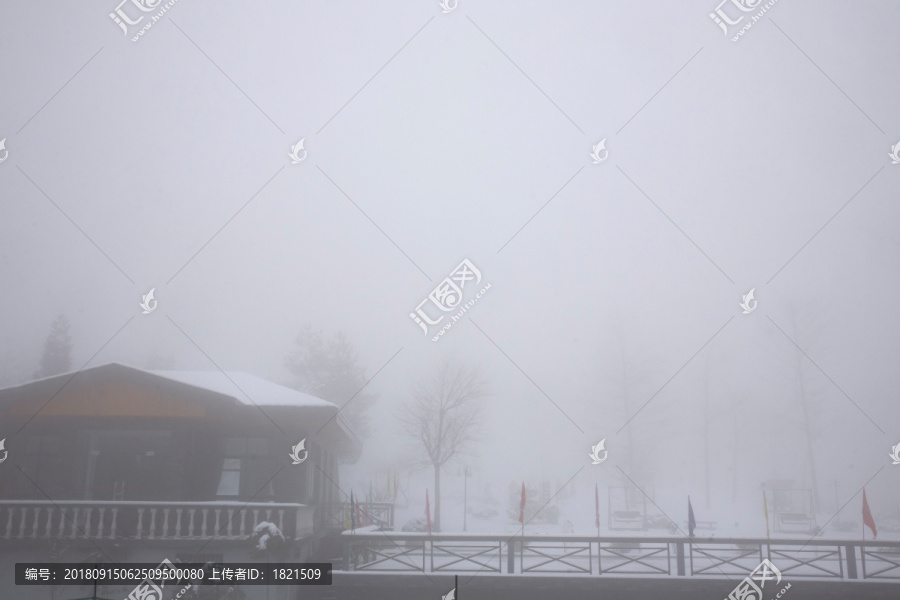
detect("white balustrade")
(0, 501), (313, 543)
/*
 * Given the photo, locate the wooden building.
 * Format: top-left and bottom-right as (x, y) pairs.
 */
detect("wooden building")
(0, 362), (359, 599)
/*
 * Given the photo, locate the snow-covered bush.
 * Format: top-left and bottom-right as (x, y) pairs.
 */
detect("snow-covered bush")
(247, 521), (286, 557)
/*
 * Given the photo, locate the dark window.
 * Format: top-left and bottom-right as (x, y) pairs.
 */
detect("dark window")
(219, 438), (274, 500)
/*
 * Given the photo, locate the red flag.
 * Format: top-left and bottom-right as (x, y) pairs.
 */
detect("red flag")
(425, 489), (432, 535)
(518, 482), (526, 524)
(862, 489), (877, 539)
(595, 483), (600, 529)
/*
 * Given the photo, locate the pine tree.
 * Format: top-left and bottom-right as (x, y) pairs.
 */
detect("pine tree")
(285, 325), (378, 441)
(34, 314), (73, 379)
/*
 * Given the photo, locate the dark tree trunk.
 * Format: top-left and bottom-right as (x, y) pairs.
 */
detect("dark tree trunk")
(434, 465), (441, 531)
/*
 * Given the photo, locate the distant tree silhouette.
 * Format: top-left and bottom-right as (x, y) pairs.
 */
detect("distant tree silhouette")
(34, 314), (72, 379)
(285, 325), (378, 446)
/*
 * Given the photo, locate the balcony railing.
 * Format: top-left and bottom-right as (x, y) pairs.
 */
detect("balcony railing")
(340, 532), (900, 581)
(0, 501), (314, 542)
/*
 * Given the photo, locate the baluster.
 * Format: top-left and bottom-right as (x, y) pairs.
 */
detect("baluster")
(136, 509), (144, 540)
(110, 508), (118, 539)
(57, 508), (66, 537)
(83, 508), (93, 538)
(188, 509), (196, 538)
(214, 509), (221, 538)
(32, 508), (41, 538)
(175, 509), (183, 539)
(227, 509), (234, 537)
(4, 507), (12, 539)
(201, 509), (208, 537)
(161, 508), (170, 539)
(69, 508), (80, 538)
(97, 508), (106, 539)
(278, 509), (284, 533)
(44, 507), (53, 538)
(253, 508), (259, 528)
(148, 508), (157, 539)
(17, 507), (27, 539)
(239, 509), (246, 536)
(294, 506), (306, 540)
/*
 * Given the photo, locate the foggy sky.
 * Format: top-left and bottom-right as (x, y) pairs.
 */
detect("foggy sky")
(1, 0), (899, 533)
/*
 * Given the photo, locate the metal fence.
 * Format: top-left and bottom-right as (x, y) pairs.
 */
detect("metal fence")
(340, 532), (900, 580)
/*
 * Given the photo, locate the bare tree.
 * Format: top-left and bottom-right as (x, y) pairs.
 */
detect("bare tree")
(399, 359), (489, 531)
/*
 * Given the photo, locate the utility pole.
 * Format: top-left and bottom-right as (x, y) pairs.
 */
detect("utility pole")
(704, 351), (711, 509)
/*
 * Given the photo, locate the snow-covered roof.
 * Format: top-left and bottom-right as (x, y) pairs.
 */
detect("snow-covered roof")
(152, 369), (337, 409)
(0, 362), (337, 410)
(0, 363), (360, 454)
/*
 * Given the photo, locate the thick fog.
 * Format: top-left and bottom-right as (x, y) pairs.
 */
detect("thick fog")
(2, 0), (899, 549)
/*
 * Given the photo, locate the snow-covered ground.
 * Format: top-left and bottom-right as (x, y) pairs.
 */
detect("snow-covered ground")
(388, 485), (900, 541)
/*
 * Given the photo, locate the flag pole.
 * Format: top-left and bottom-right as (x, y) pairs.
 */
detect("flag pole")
(595, 482), (601, 578)
(519, 481), (526, 538)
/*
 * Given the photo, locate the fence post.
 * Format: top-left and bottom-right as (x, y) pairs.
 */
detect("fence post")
(343, 537), (351, 571)
(507, 540), (516, 574)
(845, 545), (857, 579)
(676, 542), (686, 576)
